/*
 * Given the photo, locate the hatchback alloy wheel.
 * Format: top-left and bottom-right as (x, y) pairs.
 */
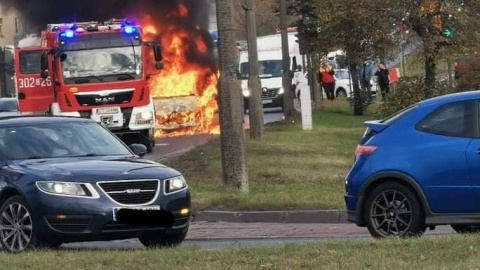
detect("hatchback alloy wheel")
(370, 190), (412, 236)
(364, 182), (426, 238)
(0, 198), (33, 252)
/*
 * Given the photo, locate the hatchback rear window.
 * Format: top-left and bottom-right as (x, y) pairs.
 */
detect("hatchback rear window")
(415, 100), (476, 138)
(380, 104), (419, 125)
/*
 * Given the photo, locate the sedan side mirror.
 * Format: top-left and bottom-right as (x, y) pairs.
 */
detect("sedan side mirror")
(129, 144), (148, 157)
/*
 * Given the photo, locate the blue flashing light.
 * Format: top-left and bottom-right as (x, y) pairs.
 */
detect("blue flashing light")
(124, 25), (136, 34)
(60, 30), (75, 38)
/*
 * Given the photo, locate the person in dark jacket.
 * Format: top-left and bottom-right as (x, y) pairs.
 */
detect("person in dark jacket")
(375, 63), (390, 101)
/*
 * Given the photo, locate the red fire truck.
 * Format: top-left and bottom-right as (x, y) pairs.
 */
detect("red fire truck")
(14, 18), (163, 152)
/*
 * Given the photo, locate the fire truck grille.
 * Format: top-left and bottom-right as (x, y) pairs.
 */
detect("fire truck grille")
(75, 90), (134, 107)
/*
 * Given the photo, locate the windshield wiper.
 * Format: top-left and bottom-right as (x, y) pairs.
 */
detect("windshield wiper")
(113, 73), (136, 81)
(74, 75), (104, 84)
(25, 156), (46, 160)
(77, 153), (104, 157)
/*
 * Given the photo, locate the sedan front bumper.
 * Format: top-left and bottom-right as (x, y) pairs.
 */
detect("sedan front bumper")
(26, 186), (191, 243)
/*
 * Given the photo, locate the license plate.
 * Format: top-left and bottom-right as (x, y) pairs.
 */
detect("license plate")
(97, 107), (120, 115)
(113, 205), (161, 221)
(263, 99), (273, 104)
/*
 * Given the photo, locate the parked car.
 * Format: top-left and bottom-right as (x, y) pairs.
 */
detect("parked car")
(334, 69), (377, 98)
(0, 98), (20, 117)
(0, 116), (190, 252)
(345, 90), (480, 238)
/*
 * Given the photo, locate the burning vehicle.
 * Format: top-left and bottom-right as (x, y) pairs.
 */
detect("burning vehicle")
(8, 0), (220, 143)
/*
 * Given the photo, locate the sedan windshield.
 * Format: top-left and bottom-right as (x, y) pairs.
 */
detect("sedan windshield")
(0, 121), (132, 160)
(61, 46), (142, 83)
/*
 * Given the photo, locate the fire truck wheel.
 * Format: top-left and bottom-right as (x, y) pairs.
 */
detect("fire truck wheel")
(145, 141), (153, 153)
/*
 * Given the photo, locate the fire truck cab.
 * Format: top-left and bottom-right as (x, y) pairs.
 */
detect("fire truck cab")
(14, 18), (163, 153)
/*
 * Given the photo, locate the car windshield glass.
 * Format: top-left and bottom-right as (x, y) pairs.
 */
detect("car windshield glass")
(335, 70), (350, 80)
(0, 99), (18, 112)
(61, 46), (142, 82)
(240, 60), (283, 78)
(0, 122), (132, 160)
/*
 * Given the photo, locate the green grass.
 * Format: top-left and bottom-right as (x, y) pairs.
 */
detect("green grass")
(164, 100), (378, 211)
(4, 234), (480, 269)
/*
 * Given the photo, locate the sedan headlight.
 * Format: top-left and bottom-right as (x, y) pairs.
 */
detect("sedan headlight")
(36, 181), (99, 198)
(165, 176), (188, 194)
(278, 87), (284, 95)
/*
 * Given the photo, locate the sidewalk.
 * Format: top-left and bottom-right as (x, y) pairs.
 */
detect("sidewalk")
(186, 222), (455, 240)
(192, 210), (348, 224)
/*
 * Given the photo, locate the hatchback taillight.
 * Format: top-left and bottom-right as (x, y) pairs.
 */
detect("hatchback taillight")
(355, 145), (377, 156)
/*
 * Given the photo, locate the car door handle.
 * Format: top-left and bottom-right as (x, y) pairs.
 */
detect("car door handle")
(477, 149), (480, 155)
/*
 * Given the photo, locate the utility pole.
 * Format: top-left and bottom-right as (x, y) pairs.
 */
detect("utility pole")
(280, 0), (294, 119)
(215, 0), (249, 192)
(242, 0), (264, 139)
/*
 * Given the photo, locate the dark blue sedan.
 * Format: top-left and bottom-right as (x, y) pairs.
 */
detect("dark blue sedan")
(345, 90), (480, 238)
(0, 116), (190, 252)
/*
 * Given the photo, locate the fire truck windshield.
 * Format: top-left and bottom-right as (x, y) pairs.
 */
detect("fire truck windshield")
(61, 45), (142, 84)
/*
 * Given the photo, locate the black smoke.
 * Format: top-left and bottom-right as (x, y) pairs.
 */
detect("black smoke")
(0, 0), (211, 32)
(2, 0), (216, 68)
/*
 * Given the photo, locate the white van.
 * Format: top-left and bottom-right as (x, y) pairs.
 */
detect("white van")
(238, 33), (301, 112)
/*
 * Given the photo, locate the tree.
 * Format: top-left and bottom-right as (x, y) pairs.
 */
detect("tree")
(233, 0), (277, 38)
(243, 0), (265, 139)
(310, 0), (397, 115)
(387, 0), (480, 87)
(280, 0), (296, 120)
(215, 0), (249, 192)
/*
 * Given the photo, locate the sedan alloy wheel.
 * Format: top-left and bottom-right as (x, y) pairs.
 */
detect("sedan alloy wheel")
(0, 196), (34, 252)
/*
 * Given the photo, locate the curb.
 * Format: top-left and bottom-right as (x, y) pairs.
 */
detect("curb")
(191, 210), (348, 224)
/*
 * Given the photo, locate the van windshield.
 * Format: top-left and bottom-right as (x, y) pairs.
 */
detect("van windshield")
(240, 60), (283, 79)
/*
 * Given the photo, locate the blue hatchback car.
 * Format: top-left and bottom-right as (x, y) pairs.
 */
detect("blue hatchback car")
(345, 91), (480, 238)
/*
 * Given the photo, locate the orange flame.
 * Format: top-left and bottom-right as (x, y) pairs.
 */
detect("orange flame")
(140, 10), (219, 138)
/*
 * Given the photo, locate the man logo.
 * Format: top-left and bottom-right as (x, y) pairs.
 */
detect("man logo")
(95, 97), (115, 103)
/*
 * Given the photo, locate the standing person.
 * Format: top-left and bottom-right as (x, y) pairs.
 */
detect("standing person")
(318, 61), (336, 101)
(375, 63), (390, 101)
(357, 61), (375, 99)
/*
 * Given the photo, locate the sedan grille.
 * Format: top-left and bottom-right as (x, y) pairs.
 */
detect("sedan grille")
(98, 180), (159, 205)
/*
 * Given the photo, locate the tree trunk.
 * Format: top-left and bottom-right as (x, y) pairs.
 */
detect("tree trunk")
(280, 0), (295, 120)
(244, 0), (264, 139)
(424, 48), (437, 88)
(215, 0), (249, 192)
(310, 54), (322, 103)
(349, 63), (364, 116)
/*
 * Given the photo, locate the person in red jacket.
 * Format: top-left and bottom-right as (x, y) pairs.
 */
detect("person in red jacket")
(318, 61), (336, 101)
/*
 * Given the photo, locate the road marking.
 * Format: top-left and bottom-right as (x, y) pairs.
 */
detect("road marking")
(156, 143), (169, 146)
